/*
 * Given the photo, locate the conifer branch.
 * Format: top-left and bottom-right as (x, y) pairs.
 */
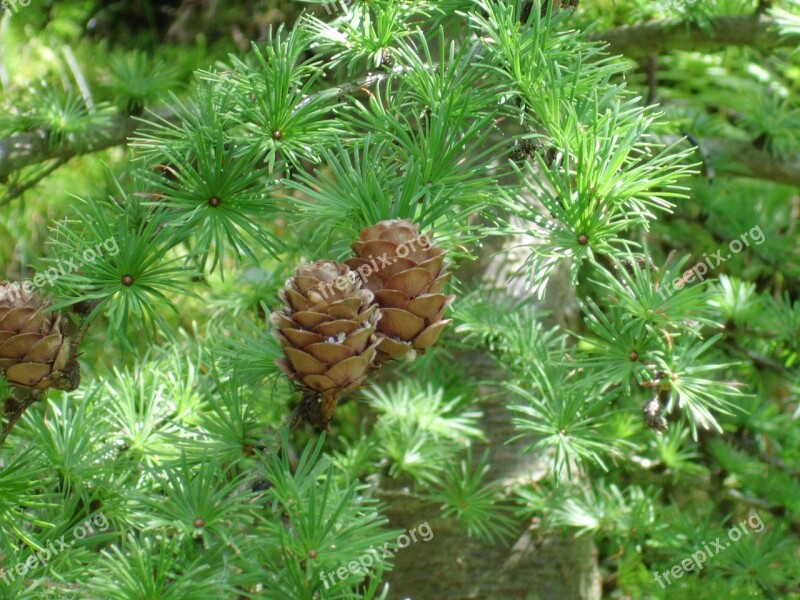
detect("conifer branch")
(295, 66), (403, 111)
(0, 157), (70, 207)
(682, 137), (800, 186)
(0, 66), (404, 184)
(660, 134), (800, 186)
(0, 108), (178, 181)
(0, 388), (45, 448)
(591, 15), (793, 58)
(702, 139), (800, 187)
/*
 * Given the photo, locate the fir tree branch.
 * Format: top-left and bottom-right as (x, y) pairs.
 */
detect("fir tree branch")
(0, 108), (178, 181)
(294, 66), (403, 112)
(590, 15), (794, 59)
(726, 340), (791, 376)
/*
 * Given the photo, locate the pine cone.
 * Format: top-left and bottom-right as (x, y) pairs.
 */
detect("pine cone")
(270, 261), (382, 428)
(345, 219), (453, 362)
(0, 282), (80, 391)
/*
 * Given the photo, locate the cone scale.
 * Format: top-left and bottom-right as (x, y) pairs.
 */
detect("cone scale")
(0, 282), (80, 392)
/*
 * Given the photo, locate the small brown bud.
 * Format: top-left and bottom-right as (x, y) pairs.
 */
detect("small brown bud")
(122, 275), (134, 287)
(209, 196), (221, 207)
(577, 233), (588, 246)
(194, 519), (205, 529)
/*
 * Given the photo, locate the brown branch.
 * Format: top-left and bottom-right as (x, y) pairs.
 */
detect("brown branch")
(698, 138), (800, 187)
(590, 15), (795, 59)
(662, 135), (800, 187)
(0, 388), (45, 448)
(0, 158), (70, 208)
(0, 64), (403, 185)
(0, 108), (179, 182)
(295, 64), (404, 112)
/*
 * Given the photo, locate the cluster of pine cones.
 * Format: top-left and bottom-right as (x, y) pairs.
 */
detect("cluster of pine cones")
(271, 219), (454, 429)
(0, 282), (81, 394)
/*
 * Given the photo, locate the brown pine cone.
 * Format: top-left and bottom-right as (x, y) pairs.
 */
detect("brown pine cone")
(270, 260), (382, 428)
(345, 219), (454, 362)
(0, 282), (80, 391)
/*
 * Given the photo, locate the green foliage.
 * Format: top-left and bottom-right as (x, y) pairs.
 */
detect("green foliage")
(106, 51), (180, 115)
(142, 132), (284, 272)
(430, 450), (517, 544)
(1, 0), (800, 598)
(44, 192), (194, 347)
(26, 90), (113, 149)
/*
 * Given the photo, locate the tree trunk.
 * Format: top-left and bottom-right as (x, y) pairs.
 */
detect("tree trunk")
(379, 388), (601, 600)
(378, 230), (601, 599)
